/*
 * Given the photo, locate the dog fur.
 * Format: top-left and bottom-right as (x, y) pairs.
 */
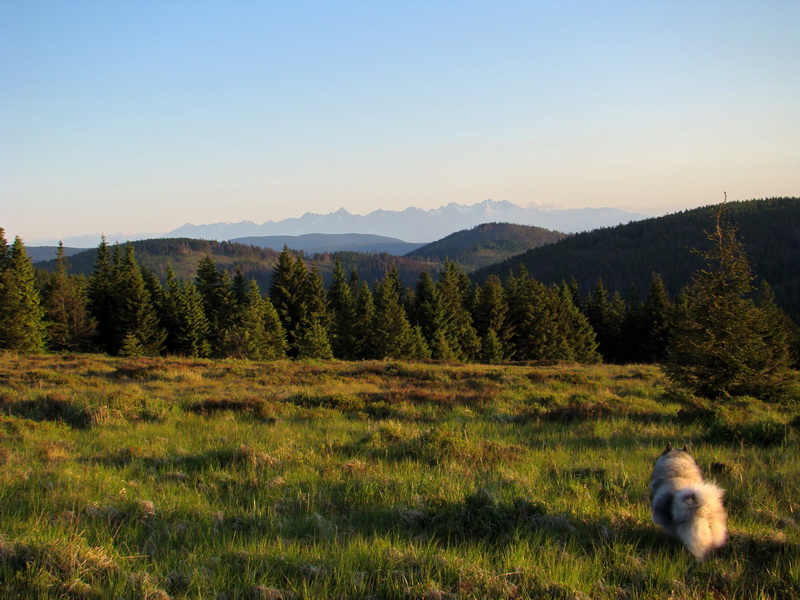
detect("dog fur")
(649, 443), (727, 559)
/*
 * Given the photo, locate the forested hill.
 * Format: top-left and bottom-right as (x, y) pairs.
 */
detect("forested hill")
(37, 237), (438, 291)
(405, 222), (566, 271)
(474, 197), (800, 322)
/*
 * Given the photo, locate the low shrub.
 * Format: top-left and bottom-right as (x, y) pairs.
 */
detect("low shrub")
(1, 394), (93, 429)
(289, 391), (365, 412)
(703, 398), (788, 448)
(186, 397), (279, 422)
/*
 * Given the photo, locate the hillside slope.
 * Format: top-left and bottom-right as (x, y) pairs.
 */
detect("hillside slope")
(475, 197), (800, 321)
(232, 233), (424, 255)
(406, 222), (566, 271)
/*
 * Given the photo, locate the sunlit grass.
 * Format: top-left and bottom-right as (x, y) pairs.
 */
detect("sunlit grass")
(1, 353), (798, 598)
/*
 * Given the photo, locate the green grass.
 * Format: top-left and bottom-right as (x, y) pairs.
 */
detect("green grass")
(1, 353), (798, 599)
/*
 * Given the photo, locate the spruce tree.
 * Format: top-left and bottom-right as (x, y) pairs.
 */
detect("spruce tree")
(269, 247), (312, 356)
(296, 315), (334, 360)
(413, 271), (454, 359)
(638, 273), (673, 362)
(0, 234), (47, 352)
(480, 329), (505, 364)
(437, 261), (480, 361)
(372, 266), (416, 359)
(327, 259), (357, 359)
(505, 266), (599, 363)
(473, 274), (513, 362)
(222, 280), (278, 359)
(305, 266), (329, 324)
(260, 294), (288, 360)
(164, 266), (210, 357)
(352, 281), (376, 359)
(112, 245), (166, 355)
(179, 282), (211, 357)
(0, 229), (9, 272)
(505, 267), (552, 360)
(552, 283), (600, 363)
(664, 208), (795, 400)
(756, 281), (798, 369)
(87, 236), (117, 353)
(43, 242), (95, 351)
(585, 279), (624, 362)
(195, 255), (235, 355)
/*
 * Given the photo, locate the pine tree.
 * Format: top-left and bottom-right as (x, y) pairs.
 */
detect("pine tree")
(552, 283), (600, 363)
(43, 242), (95, 351)
(412, 271), (454, 359)
(260, 294), (288, 360)
(473, 274), (513, 362)
(178, 282), (212, 358)
(352, 281), (376, 359)
(505, 266), (599, 363)
(164, 266), (211, 357)
(756, 280), (798, 369)
(0, 230), (9, 272)
(664, 208), (795, 400)
(505, 267), (552, 360)
(637, 273), (673, 362)
(269, 247), (311, 356)
(296, 315), (334, 360)
(409, 325), (432, 360)
(327, 259), (357, 359)
(305, 266), (329, 324)
(87, 236), (117, 353)
(220, 280), (278, 359)
(436, 261), (480, 361)
(585, 279), (624, 362)
(372, 266), (416, 359)
(112, 245), (166, 355)
(195, 255), (235, 355)
(0, 234), (47, 352)
(480, 329), (505, 364)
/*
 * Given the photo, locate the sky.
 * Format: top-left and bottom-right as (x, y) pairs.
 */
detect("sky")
(2, 1), (799, 244)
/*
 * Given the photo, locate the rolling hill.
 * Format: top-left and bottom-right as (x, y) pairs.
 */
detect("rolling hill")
(474, 197), (800, 322)
(406, 222), (566, 271)
(231, 233), (424, 255)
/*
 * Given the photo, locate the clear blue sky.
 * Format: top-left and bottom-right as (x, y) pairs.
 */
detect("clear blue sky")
(2, 1), (799, 243)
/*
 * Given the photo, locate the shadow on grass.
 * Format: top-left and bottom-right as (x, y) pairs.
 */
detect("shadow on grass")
(0, 394), (94, 428)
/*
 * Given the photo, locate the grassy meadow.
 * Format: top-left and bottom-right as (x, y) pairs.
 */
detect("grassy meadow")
(0, 353), (798, 599)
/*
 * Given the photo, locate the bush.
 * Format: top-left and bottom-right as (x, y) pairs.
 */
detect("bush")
(703, 398), (788, 448)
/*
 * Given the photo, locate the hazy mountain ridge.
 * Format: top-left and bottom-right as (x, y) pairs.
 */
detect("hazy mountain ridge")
(167, 199), (649, 242)
(25, 200), (649, 247)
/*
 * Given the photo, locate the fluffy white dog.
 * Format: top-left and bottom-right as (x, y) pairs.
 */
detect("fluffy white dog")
(649, 444), (728, 559)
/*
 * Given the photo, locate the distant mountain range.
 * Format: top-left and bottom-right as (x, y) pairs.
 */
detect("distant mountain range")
(26, 200), (649, 248)
(166, 200), (649, 243)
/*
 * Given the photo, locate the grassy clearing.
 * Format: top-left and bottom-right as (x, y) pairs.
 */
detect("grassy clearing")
(0, 353), (798, 599)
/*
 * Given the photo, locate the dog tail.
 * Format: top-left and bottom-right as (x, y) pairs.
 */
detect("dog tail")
(673, 482), (728, 559)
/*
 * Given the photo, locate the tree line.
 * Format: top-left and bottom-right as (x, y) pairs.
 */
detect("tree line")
(1, 212), (796, 400)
